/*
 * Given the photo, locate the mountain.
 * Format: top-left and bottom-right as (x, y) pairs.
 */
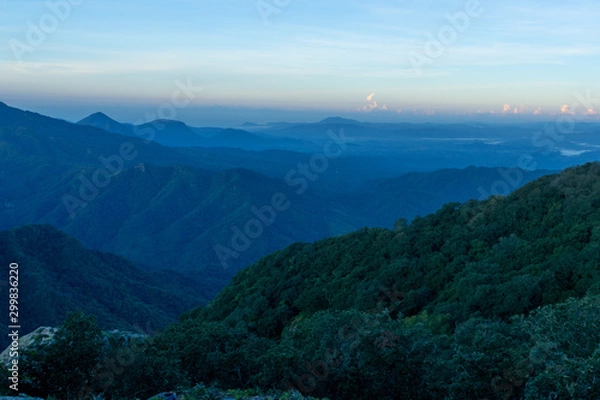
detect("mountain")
(204, 128), (264, 147)
(77, 113), (202, 146)
(135, 119), (201, 146)
(77, 112), (134, 136)
(0, 224), (211, 348)
(5, 101), (589, 307)
(53, 164), (358, 274)
(198, 162), (600, 332)
(318, 116), (362, 125)
(1, 101), (561, 298)
(6, 111), (600, 398)
(77, 111), (314, 151)
(141, 162), (600, 399)
(335, 166), (553, 227)
(0, 101), (205, 170)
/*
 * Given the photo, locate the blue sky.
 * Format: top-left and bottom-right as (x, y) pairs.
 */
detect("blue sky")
(1, 0), (599, 126)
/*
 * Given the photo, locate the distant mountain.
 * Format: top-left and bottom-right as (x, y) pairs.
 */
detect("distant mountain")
(336, 166), (553, 227)
(135, 119), (201, 146)
(0, 102), (203, 169)
(0, 101), (579, 302)
(77, 111), (313, 150)
(53, 164), (358, 274)
(318, 116), (361, 125)
(202, 128), (265, 149)
(77, 112), (134, 136)
(0, 103), (357, 290)
(0, 224), (210, 348)
(78, 113), (202, 146)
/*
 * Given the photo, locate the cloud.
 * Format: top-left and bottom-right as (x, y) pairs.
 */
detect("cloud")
(361, 101), (379, 111)
(503, 104), (511, 113)
(533, 107), (543, 115)
(560, 104), (572, 114)
(586, 108), (597, 115)
(559, 149), (591, 157)
(359, 92), (390, 113)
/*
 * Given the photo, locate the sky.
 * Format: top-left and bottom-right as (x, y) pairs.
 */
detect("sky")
(1, 0), (600, 126)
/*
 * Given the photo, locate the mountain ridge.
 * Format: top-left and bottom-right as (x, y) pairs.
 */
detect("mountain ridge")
(0, 224), (212, 348)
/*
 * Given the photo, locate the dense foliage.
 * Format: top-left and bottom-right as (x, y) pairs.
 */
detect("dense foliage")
(197, 162), (600, 335)
(7, 162), (600, 399)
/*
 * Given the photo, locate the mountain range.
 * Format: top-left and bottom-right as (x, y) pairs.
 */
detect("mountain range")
(2, 99), (600, 398)
(0, 101), (554, 296)
(9, 161), (600, 399)
(0, 102), (565, 293)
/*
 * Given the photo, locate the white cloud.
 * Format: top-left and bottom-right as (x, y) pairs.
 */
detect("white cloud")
(359, 92), (390, 113)
(360, 101), (378, 111)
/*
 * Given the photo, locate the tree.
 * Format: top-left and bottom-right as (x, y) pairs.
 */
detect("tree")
(18, 311), (104, 399)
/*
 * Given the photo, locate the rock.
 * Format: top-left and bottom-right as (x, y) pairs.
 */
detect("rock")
(0, 326), (57, 366)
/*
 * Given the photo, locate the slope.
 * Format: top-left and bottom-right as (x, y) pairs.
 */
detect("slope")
(136, 161), (600, 399)
(0, 224), (210, 348)
(193, 161), (600, 334)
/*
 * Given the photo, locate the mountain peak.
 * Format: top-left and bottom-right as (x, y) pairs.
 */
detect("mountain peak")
(318, 116), (360, 125)
(78, 112), (118, 125)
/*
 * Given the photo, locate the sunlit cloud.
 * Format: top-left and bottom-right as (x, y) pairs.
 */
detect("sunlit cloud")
(560, 104), (572, 114)
(359, 93), (390, 113)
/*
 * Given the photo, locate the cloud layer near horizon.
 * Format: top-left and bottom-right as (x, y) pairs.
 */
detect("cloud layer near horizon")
(1, 0), (599, 122)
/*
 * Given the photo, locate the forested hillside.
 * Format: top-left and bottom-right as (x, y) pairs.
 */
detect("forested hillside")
(158, 162), (600, 399)
(10, 162), (600, 399)
(0, 224), (210, 348)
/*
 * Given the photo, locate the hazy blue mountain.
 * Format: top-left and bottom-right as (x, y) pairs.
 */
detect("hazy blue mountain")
(77, 113), (203, 146)
(0, 101), (582, 299)
(77, 111), (317, 151)
(0, 224), (212, 348)
(337, 166), (554, 227)
(77, 112), (134, 136)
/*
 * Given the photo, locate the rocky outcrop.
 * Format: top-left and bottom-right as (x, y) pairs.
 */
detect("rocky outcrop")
(0, 326), (57, 366)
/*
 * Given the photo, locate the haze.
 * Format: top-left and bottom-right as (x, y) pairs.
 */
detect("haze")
(1, 0), (599, 126)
